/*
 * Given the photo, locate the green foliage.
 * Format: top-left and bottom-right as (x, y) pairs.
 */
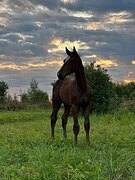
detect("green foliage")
(84, 63), (135, 113)
(110, 82), (135, 112)
(85, 62), (113, 113)
(19, 91), (29, 103)
(114, 82), (135, 100)
(0, 81), (9, 102)
(30, 89), (49, 103)
(20, 78), (49, 104)
(0, 79), (50, 110)
(0, 110), (134, 179)
(28, 78), (39, 96)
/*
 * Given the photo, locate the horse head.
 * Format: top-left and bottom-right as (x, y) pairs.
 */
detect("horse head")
(57, 47), (82, 80)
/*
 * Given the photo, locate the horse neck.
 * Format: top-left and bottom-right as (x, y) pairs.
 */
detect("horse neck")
(75, 63), (87, 92)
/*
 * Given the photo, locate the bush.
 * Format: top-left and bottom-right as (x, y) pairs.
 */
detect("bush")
(0, 81), (9, 102)
(30, 89), (49, 103)
(19, 78), (49, 108)
(19, 91), (29, 103)
(85, 62), (113, 113)
(113, 82), (135, 100)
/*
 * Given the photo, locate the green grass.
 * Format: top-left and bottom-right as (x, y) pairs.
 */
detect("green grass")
(0, 109), (135, 180)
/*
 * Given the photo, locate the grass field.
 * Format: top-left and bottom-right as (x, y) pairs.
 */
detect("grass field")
(0, 109), (135, 180)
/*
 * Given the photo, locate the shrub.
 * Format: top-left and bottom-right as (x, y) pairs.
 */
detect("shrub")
(19, 78), (49, 108)
(0, 81), (9, 102)
(85, 62), (113, 113)
(30, 89), (49, 103)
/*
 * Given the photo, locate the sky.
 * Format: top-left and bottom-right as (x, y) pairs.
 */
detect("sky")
(0, 0), (135, 97)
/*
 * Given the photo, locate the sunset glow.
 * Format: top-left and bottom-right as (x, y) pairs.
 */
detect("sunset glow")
(61, 0), (76, 4)
(62, 8), (93, 18)
(26, 60), (63, 69)
(48, 38), (89, 53)
(0, 17), (7, 27)
(0, 2), (13, 16)
(84, 54), (97, 59)
(95, 59), (118, 68)
(107, 11), (133, 24)
(124, 71), (135, 83)
(0, 63), (23, 71)
(86, 22), (104, 30)
(124, 79), (135, 83)
(0, 60), (63, 71)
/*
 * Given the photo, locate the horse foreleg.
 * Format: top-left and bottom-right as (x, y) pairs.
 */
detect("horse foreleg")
(72, 105), (80, 144)
(51, 111), (57, 139)
(62, 105), (70, 139)
(83, 105), (90, 145)
(51, 103), (61, 139)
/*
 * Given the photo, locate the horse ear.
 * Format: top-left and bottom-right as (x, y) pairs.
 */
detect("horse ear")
(65, 47), (71, 55)
(73, 46), (77, 54)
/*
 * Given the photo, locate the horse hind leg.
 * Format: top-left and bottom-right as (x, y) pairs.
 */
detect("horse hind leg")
(51, 101), (62, 139)
(72, 105), (80, 144)
(83, 105), (91, 145)
(62, 105), (70, 139)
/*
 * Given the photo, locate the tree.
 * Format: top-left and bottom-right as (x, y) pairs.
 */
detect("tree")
(20, 78), (49, 105)
(28, 78), (49, 103)
(19, 90), (29, 103)
(85, 62), (113, 113)
(30, 89), (49, 103)
(28, 78), (39, 96)
(0, 81), (9, 102)
(114, 82), (135, 100)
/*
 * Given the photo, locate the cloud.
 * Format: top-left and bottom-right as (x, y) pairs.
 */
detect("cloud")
(106, 11), (133, 24)
(29, 0), (60, 10)
(0, 60), (63, 71)
(0, 0), (135, 96)
(0, 16), (8, 27)
(48, 37), (89, 54)
(61, 8), (93, 19)
(62, 0), (76, 4)
(0, 62), (23, 70)
(95, 59), (118, 68)
(62, 0), (135, 14)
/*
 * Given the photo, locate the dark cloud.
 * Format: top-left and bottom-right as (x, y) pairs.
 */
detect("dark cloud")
(29, 0), (60, 9)
(6, 0), (34, 12)
(62, 0), (135, 14)
(0, 0), (135, 95)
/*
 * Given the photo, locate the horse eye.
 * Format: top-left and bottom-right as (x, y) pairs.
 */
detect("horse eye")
(68, 60), (72, 63)
(64, 56), (71, 63)
(64, 59), (72, 64)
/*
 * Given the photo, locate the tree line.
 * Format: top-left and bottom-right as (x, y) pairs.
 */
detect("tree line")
(0, 63), (135, 113)
(85, 62), (135, 113)
(0, 79), (50, 110)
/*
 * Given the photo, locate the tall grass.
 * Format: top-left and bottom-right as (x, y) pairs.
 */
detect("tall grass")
(0, 110), (134, 179)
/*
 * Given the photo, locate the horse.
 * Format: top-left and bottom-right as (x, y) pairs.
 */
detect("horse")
(51, 47), (92, 144)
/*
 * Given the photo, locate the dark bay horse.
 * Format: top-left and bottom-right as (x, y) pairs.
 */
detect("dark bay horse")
(51, 47), (92, 144)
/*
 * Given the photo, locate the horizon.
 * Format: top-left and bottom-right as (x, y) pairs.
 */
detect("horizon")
(0, 0), (135, 97)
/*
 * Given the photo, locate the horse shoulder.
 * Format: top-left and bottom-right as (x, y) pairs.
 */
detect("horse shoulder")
(52, 79), (63, 103)
(59, 77), (74, 105)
